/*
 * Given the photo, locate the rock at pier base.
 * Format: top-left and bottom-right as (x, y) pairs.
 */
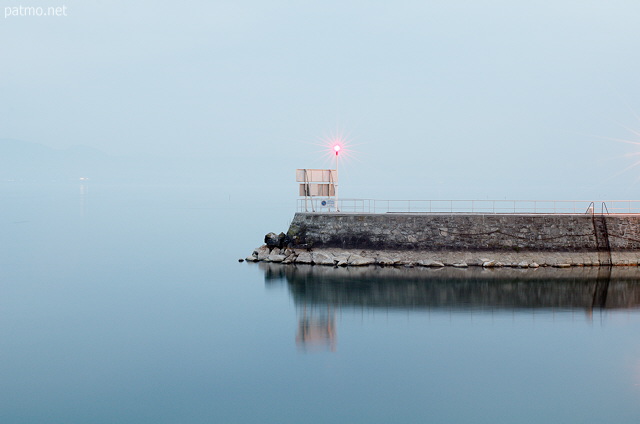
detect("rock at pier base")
(296, 252), (313, 264)
(244, 245), (640, 268)
(266, 254), (286, 263)
(312, 252), (334, 266)
(417, 259), (445, 267)
(348, 255), (375, 266)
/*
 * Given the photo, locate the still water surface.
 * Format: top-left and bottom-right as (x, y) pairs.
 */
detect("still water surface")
(2, 183), (640, 423)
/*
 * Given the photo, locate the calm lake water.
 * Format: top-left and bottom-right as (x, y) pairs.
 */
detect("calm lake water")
(2, 183), (640, 423)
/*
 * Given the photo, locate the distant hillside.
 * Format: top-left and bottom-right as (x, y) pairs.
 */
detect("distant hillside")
(0, 139), (120, 182)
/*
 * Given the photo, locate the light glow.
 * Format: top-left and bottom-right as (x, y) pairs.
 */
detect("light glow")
(310, 126), (359, 169)
(594, 116), (640, 183)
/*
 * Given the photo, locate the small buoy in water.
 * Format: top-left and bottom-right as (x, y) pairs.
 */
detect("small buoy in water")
(238, 258), (244, 262)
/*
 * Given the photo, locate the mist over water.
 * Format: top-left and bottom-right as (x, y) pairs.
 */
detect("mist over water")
(5, 1), (640, 420)
(1, 182), (640, 423)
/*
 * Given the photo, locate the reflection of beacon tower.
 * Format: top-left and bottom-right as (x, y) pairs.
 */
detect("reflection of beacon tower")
(296, 304), (336, 352)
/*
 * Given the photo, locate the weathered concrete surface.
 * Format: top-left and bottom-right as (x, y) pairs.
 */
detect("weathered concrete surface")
(246, 213), (640, 267)
(288, 212), (640, 251)
(278, 212), (640, 266)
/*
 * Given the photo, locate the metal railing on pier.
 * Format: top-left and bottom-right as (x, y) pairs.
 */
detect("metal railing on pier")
(297, 199), (640, 214)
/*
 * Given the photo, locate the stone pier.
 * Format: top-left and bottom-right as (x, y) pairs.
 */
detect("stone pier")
(246, 213), (640, 267)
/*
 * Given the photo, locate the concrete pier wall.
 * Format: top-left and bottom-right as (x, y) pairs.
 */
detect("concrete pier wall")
(286, 212), (640, 266)
(288, 213), (640, 251)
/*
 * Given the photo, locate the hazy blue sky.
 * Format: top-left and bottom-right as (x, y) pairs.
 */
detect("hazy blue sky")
(3, 0), (640, 200)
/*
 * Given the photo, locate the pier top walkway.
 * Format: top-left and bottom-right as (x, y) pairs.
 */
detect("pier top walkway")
(297, 199), (640, 214)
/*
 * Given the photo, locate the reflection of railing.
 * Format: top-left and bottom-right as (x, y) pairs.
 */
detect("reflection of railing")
(297, 199), (640, 214)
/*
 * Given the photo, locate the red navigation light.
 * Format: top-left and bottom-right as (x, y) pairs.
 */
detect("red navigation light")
(333, 144), (341, 155)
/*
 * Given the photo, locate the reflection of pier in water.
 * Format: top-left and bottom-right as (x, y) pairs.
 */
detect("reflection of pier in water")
(259, 263), (640, 350)
(261, 263), (640, 311)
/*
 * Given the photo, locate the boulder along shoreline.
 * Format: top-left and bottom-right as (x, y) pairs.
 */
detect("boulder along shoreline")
(244, 232), (640, 268)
